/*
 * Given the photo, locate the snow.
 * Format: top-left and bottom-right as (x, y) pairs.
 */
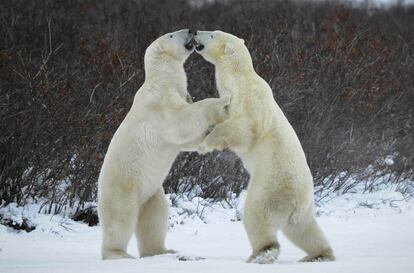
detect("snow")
(188, 0), (414, 8)
(384, 155), (395, 166)
(1, 190), (414, 273)
(351, 0), (414, 7)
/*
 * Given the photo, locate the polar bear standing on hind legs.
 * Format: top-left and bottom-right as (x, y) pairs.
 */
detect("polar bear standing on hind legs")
(194, 30), (335, 263)
(98, 29), (230, 260)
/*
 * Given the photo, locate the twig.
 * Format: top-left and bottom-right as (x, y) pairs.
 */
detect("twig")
(120, 71), (137, 89)
(33, 19), (63, 80)
(89, 81), (103, 104)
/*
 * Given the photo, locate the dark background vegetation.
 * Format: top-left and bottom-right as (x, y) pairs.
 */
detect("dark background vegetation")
(1, 0), (413, 214)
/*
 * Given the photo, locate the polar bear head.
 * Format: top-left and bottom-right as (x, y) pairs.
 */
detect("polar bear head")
(193, 30), (253, 69)
(145, 29), (195, 68)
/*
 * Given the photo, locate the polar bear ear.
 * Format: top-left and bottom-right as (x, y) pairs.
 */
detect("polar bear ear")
(239, 38), (245, 44)
(224, 42), (236, 56)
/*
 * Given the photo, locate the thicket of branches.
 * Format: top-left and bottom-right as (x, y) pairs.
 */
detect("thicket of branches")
(1, 0), (413, 212)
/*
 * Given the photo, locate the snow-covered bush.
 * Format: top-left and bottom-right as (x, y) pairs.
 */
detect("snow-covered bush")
(0, 203), (36, 232)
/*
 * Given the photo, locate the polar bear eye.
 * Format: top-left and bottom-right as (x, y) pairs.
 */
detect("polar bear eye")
(169, 35), (173, 38)
(210, 35), (214, 39)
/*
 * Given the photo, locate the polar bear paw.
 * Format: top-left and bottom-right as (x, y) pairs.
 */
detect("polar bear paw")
(247, 247), (280, 264)
(197, 141), (211, 155)
(177, 255), (206, 261)
(102, 250), (135, 260)
(140, 248), (178, 257)
(299, 248), (335, 262)
(220, 95), (232, 108)
(198, 133), (226, 154)
(197, 136), (219, 154)
(164, 248), (178, 255)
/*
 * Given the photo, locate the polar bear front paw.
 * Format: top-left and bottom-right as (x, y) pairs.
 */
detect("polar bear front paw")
(198, 132), (227, 154)
(220, 95), (231, 107)
(197, 141), (213, 155)
(211, 95), (231, 124)
(206, 125), (215, 135)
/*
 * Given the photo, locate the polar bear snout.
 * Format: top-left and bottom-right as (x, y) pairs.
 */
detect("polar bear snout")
(183, 29), (196, 51)
(195, 44), (205, 51)
(193, 30), (210, 52)
(184, 42), (194, 51)
(193, 33), (205, 52)
(164, 29), (195, 53)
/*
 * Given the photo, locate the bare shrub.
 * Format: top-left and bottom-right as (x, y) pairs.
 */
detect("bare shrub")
(0, 0), (413, 211)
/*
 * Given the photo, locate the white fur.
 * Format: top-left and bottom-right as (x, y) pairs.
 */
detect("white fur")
(194, 30), (335, 263)
(98, 29), (230, 260)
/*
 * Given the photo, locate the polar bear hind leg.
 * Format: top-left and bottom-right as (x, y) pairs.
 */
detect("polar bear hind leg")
(136, 188), (176, 257)
(100, 191), (138, 260)
(282, 215), (335, 262)
(243, 190), (291, 264)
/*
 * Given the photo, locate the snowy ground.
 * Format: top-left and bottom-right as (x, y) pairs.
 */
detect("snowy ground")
(188, 0), (414, 8)
(1, 190), (414, 273)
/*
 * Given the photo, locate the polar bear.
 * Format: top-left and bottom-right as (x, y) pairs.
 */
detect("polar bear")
(193, 30), (335, 263)
(97, 29), (230, 260)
